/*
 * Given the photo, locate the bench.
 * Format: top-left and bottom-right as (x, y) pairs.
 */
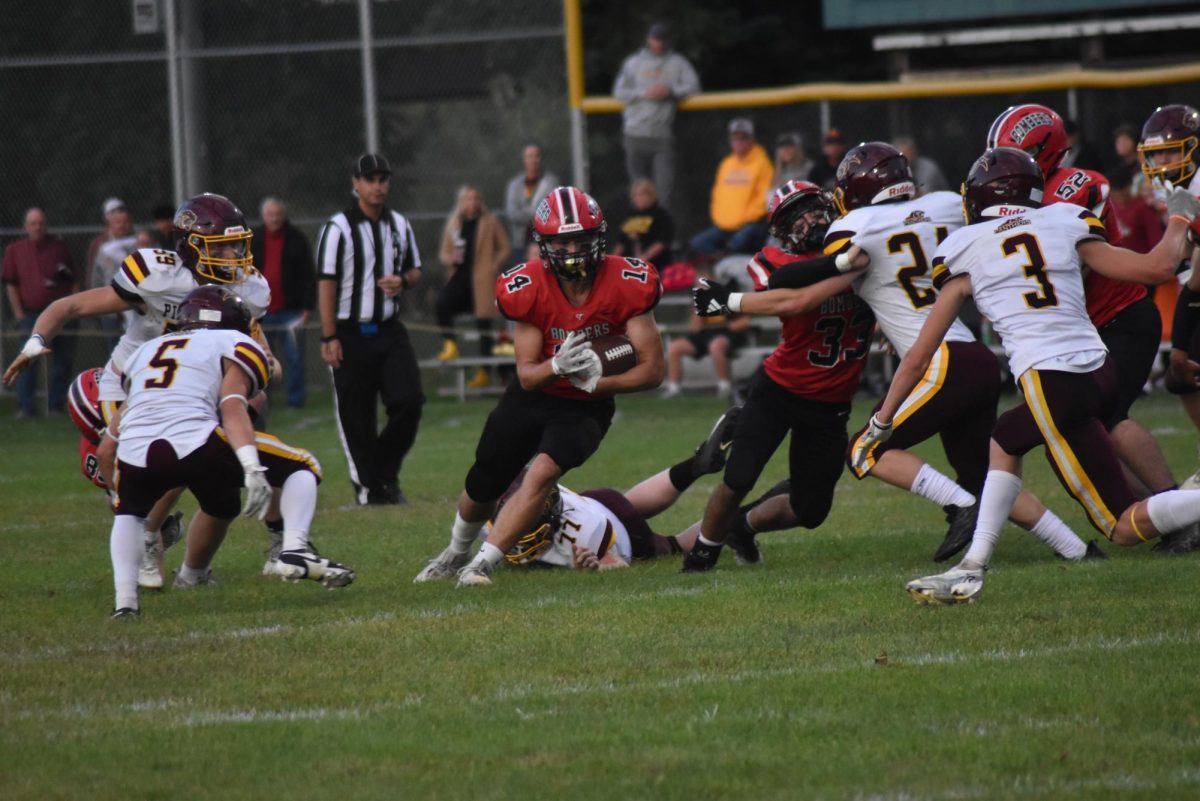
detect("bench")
(419, 355), (515, 401)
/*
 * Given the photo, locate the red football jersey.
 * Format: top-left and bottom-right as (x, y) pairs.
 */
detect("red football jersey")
(747, 247), (874, 402)
(1045, 165), (1146, 327)
(495, 255), (661, 399)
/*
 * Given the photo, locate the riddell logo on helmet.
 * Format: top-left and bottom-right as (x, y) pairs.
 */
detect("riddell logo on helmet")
(1008, 112), (1055, 144)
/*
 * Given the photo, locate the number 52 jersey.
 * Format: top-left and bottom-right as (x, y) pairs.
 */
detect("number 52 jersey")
(930, 203), (1109, 381)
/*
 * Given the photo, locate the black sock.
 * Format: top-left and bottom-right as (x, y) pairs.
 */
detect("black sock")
(265, 518), (284, 534)
(668, 459), (700, 493)
(732, 506), (757, 537)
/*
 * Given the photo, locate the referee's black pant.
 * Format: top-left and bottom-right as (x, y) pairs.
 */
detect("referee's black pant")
(332, 320), (425, 504)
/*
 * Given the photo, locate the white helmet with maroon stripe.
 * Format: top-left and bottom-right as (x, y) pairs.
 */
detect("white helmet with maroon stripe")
(68, 368), (106, 444)
(532, 186), (608, 281)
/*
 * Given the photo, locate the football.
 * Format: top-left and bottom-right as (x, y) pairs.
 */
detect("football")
(588, 334), (638, 376)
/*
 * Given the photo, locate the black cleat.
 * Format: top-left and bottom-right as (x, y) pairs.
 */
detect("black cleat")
(681, 541), (723, 573)
(691, 406), (742, 475)
(934, 503), (978, 563)
(726, 517), (763, 566)
(110, 607), (140, 620)
(1153, 521), (1200, 554)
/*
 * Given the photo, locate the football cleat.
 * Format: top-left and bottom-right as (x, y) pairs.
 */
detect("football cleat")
(110, 606), (140, 620)
(1180, 467), (1200, 491)
(725, 513), (762, 566)
(456, 560), (495, 588)
(138, 532), (165, 590)
(262, 528), (283, 575)
(413, 546), (472, 583)
(1054, 539), (1108, 560)
(933, 503), (978, 563)
(171, 567), (216, 589)
(273, 548), (356, 588)
(160, 511), (185, 551)
(1153, 521), (1200, 555)
(692, 405), (742, 475)
(905, 563), (986, 605)
(681, 540), (723, 573)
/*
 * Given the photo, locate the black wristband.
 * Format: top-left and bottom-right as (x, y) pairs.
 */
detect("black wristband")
(1172, 285), (1200, 352)
(321, 334), (338, 344)
(767, 253), (841, 289)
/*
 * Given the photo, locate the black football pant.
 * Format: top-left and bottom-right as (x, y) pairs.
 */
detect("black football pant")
(332, 321), (425, 502)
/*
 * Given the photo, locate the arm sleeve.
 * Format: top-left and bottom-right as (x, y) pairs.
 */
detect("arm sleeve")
(766, 254), (843, 289)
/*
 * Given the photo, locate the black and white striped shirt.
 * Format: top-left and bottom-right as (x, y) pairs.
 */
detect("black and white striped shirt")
(317, 205), (421, 323)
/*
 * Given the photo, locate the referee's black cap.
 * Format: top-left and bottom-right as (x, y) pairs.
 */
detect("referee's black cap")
(354, 153), (392, 178)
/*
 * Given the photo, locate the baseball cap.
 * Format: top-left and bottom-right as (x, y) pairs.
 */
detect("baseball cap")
(776, 132), (802, 147)
(729, 118), (754, 137)
(354, 153), (392, 178)
(823, 128), (844, 144)
(648, 22), (669, 40)
(103, 197), (126, 215)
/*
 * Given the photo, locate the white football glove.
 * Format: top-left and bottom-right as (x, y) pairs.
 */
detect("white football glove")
(568, 349), (602, 393)
(851, 414), (893, 471)
(1166, 187), (1200, 224)
(20, 334), (50, 361)
(551, 330), (592, 377)
(241, 467), (271, 519)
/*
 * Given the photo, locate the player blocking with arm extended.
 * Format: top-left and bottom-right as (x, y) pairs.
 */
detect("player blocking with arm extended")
(107, 287), (352, 619)
(413, 187), (665, 588)
(682, 182), (875, 572)
(858, 148), (1200, 604)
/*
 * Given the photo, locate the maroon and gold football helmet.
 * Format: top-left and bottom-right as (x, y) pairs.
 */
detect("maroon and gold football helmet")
(532, 186), (607, 281)
(1138, 104), (1200, 189)
(986, 104), (1068, 179)
(173, 193), (253, 284)
(961, 147), (1045, 224)
(177, 285), (253, 335)
(768, 180), (833, 253)
(832, 142), (916, 216)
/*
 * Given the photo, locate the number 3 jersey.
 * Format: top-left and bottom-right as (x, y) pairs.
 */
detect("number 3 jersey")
(746, 247), (874, 403)
(823, 191), (975, 358)
(117, 329), (270, 468)
(495, 255), (661, 399)
(931, 203), (1108, 381)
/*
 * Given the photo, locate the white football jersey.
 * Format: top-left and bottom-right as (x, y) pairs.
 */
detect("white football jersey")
(533, 487), (633, 568)
(824, 192), (976, 357)
(117, 328), (270, 467)
(931, 203), (1109, 380)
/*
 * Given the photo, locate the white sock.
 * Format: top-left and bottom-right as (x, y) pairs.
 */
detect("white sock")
(910, 464), (975, 508)
(178, 563), (207, 581)
(666, 381), (680, 392)
(468, 541), (504, 569)
(1029, 509), (1086, 559)
(111, 516), (144, 610)
(143, 526), (161, 545)
(280, 471), (317, 551)
(1146, 489), (1200, 534)
(451, 512), (486, 554)
(697, 533), (723, 547)
(961, 470), (1022, 568)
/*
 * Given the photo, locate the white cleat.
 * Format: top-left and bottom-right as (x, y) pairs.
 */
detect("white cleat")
(413, 546), (471, 583)
(455, 561), (494, 588)
(262, 528), (283, 576)
(138, 532), (165, 590)
(905, 563), (986, 605)
(1181, 468), (1200, 491)
(272, 549), (356, 588)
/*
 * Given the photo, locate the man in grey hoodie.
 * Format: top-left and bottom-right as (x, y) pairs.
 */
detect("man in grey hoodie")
(613, 22), (700, 217)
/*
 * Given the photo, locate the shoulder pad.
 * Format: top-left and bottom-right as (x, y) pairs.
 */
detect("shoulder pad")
(495, 261), (542, 321)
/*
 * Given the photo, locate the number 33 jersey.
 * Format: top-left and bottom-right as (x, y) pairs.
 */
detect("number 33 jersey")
(824, 191), (975, 358)
(930, 203), (1109, 381)
(117, 329), (270, 467)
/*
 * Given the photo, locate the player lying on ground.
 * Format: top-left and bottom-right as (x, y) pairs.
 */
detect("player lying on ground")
(856, 147), (1200, 604)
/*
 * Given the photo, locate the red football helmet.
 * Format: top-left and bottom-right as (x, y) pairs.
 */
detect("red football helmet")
(961, 147), (1045, 224)
(768, 180), (833, 253)
(178, 285), (253, 335)
(832, 142), (916, 216)
(67, 368), (106, 444)
(532, 186), (607, 281)
(986, 104), (1068, 178)
(1138, 104), (1200, 188)
(173, 193), (253, 284)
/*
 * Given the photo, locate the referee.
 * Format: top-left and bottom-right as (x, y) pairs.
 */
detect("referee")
(318, 153), (424, 506)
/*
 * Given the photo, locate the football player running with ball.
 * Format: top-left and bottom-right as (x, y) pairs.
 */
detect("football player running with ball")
(414, 187), (664, 588)
(859, 148), (1200, 604)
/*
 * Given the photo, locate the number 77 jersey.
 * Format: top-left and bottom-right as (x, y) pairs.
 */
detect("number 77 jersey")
(930, 202), (1108, 381)
(823, 191), (976, 358)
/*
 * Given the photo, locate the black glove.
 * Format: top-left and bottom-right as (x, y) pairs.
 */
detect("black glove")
(692, 278), (732, 317)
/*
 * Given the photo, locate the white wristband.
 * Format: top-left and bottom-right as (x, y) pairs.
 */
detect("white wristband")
(220, 393), (248, 406)
(235, 444), (262, 471)
(835, 252), (853, 273)
(727, 292), (744, 313)
(20, 334), (46, 358)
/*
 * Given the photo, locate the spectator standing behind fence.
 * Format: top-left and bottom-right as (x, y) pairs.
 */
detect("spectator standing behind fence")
(613, 178), (674, 267)
(894, 136), (948, 196)
(2, 207), (79, 418)
(435, 185), (511, 389)
(807, 129), (848, 190)
(317, 154), (424, 506)
(689, 118), (774, 259)
(504, 144), (559, 264)
(253, 197), (316, 409)
(612, 22), (700, 217)
(85, 197), (126, 287)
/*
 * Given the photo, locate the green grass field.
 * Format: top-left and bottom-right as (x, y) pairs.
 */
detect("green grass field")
(2, 388), (1200, 800)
